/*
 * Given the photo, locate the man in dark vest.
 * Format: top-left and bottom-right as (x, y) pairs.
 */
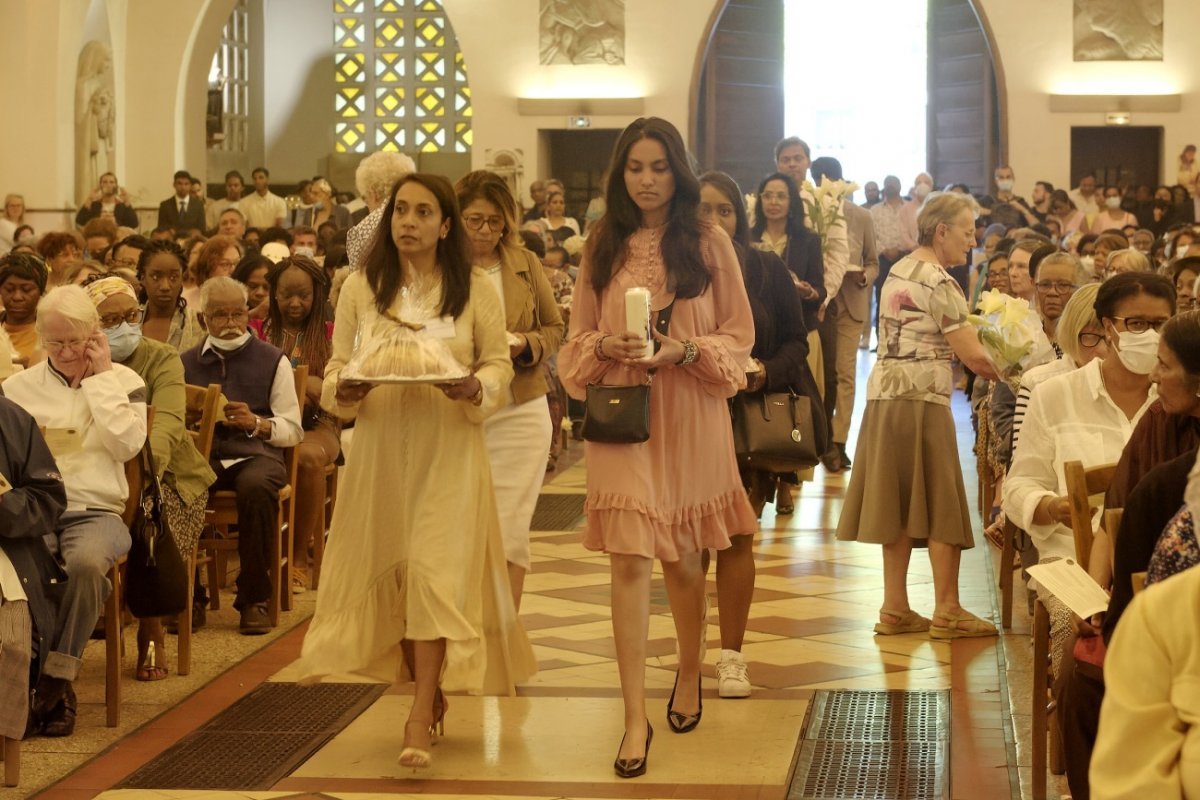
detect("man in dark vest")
(181, 276), (302, 634)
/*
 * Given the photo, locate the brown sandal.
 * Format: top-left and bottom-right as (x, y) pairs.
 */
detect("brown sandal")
(930, 610), (998, 640)
(873, 609), (931, 635)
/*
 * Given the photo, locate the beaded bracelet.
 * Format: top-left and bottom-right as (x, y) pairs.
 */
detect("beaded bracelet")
(595, 335), (613, 362)
(677, 340), (699, 366)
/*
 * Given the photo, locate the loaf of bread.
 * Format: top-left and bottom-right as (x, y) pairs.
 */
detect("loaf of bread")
(343, 322), (468, 382)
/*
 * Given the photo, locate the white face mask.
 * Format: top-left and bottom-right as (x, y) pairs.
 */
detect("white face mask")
(1105, 196), (1121, 210)
(294, 246), (315, 258)
(996, 179), (1014, 192)
(1079, 254), (1096, 274)
(207, 331), (253, 352)
(1114, 329), (1160, 375)
(913, 183), (931, 199)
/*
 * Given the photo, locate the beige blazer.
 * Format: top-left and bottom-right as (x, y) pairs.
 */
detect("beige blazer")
(835, 201), (879, 323)
(496, 244), (565, 404)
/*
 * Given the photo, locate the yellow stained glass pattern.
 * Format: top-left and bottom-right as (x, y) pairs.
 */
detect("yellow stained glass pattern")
(335, 122), (366, 153)
(376, 87), (407, 117)
(414, 16), (445, 47)
(333, 0), (469, 153)
(335, 52), (365, 83)
(414, 86), (444, 117)
(335, 17), (364, 48)
(376, 52), (405, 83)
(374, 17), (404, 48)
(336, 87), (365, 117)
(414, 51), (444, 82)
(377, 122), (406, 151)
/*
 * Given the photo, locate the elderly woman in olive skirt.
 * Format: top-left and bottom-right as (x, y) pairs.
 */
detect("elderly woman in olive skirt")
(836, 193), (1001, 639)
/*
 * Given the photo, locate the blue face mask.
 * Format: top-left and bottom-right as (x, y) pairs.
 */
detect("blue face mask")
(104, 321), (142, 362)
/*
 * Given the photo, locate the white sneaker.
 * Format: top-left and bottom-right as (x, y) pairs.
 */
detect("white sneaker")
(716, 649), (751, 698)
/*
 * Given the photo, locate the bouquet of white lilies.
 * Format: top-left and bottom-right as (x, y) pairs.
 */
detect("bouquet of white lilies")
(801, 178), (858, 247)
(967, 290), (1056, 388)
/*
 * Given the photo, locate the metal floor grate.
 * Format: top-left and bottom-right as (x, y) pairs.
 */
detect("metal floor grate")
(789, 690), (950, 800)
(530, 492), (586, 531)
(117, 682), (385, 790)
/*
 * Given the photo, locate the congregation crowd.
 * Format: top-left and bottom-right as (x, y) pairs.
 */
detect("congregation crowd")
(0, 118), (1197, 797)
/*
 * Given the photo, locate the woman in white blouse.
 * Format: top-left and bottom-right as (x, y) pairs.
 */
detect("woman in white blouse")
(1004, 272), (1175, 564)
(1002, 272), (1174, 681)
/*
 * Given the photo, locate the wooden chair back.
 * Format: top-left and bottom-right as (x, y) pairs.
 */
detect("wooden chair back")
(184, 383), (222, 461)
(1063, 460), (1118, 571)
(121, 407), (156, 526)
(1131, 571), (1148, 595)
(1104, 507), (1124, 566)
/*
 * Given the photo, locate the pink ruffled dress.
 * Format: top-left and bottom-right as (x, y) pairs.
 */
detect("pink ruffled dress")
(559, 223), (759, 560)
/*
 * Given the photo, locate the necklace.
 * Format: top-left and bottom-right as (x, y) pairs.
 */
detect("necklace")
(483, 259), (502, 274)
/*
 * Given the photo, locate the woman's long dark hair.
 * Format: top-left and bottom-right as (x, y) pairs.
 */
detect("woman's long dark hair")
(363, 173), (471, 318)
(697, 171), (750, 249)
(586, 117), (709, 298)
(263, 255), (331, 376)
(750, 172), (808, 242)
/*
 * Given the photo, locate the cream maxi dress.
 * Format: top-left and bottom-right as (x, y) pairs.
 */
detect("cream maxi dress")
(296, 268), (536, 695)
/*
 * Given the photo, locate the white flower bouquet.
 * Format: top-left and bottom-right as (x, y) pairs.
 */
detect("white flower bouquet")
(967, 289), (1056, 387)
(801, 178), (858, 247)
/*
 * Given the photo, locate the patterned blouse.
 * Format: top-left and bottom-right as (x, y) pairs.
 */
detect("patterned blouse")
(867, 255), (969, 406)
(1146, 505), (1198, 586)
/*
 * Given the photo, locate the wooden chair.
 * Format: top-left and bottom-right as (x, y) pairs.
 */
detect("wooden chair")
(198, 366), (306, 627)
(0, 734), (18, 786)
(1030, 460), (1117, 799)
(998, 518), (1018, 629)
(111, 407), (155, 728)
(311, 462), (338, 591)
(174, 383), (221, 676)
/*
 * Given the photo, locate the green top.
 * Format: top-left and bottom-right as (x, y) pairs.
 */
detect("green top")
(122, 338), (216, 504)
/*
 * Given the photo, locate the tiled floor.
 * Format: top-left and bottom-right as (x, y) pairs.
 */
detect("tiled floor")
(18, 350), (1073, 800)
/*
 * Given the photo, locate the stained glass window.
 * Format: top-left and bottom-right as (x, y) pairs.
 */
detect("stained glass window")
(209, 0), (250, 152)
(333, 0), (471, 154)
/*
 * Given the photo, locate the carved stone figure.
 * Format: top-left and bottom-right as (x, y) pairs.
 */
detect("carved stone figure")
(75, 41), (117, 206)
(539, 0), (625, 65)
(1073, 0), (1163, 61)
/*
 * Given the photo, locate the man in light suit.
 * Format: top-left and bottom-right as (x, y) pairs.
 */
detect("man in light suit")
(811, 157), (877, 471)
(156, 170), (206, 233)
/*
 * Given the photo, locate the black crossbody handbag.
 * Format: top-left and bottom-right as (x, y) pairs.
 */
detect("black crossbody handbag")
(581, 299), (676, 444)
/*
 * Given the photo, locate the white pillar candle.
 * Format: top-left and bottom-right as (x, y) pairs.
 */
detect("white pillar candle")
(624, 287), (653, 358)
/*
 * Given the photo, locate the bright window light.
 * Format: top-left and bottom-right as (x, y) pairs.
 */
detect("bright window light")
(783, 0), (928, 197)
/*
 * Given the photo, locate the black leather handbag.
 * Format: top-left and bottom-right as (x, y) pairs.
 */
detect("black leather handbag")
(730, 390), (823, 472)
(125, 445), (189, 619)
(581, 298), (676, 444)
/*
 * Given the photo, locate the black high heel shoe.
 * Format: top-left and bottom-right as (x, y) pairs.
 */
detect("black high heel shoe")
(666, 672), (702, 733)
(613, 721), (653, 778)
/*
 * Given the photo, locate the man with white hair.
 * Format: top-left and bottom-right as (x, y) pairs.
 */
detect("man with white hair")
(181, 277), (302, 634)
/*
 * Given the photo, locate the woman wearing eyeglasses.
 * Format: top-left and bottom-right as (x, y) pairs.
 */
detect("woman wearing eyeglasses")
(135, 241), (206, 352)
(455, 171), (564, 611)
(182, 235), (243, 310)
(1003, 272), (1175, 685)
(2, 284), (147, 736)
(80, 275), (215, 682)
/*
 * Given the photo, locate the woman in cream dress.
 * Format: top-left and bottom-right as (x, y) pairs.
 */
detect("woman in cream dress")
(296, 174), (535, 768)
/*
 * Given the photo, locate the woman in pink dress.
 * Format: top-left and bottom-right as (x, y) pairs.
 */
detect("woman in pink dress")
(559, 117), (757, 778)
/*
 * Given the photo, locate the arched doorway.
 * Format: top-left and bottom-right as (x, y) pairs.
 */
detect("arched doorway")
(691, 0), (1006, 196)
